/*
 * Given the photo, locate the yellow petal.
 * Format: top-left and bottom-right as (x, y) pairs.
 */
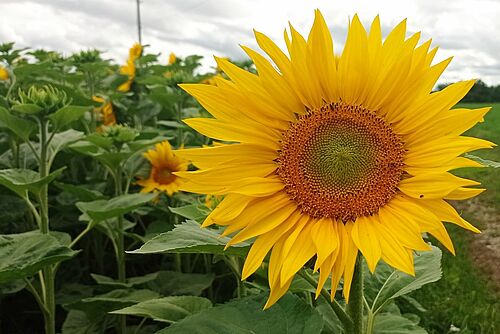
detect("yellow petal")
(311, 218), (338, 271)
(350, 216), (381, 273)
(241, 211), (301, 279)
(280, 222), (316, 285)
(175, 144), (277, 169)
(307, 9), (339, 103)
(226, 203), (297, 246)
(183, 118), (280, 148)
(405, 136), (494, 168)
(398, 173), (480, 199)
(419, 199), (480, 233)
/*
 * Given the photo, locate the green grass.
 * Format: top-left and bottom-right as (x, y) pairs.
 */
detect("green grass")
(409, 103), (499, 334)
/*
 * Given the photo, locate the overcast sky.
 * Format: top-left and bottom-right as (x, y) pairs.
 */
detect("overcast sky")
(1, 0), (499, 85)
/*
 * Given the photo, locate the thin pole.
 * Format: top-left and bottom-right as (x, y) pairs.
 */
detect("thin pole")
(136, 0), (142, 44)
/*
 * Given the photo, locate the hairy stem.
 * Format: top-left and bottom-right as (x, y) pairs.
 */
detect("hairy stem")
(347, 255), (364, 334)
(38, 118), (56, 334)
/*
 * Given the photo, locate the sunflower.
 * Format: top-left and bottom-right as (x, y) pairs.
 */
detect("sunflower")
(0, 65), (8, 81)
(137, 141), (188, 195)
(118, 43), (142, 92)
(175, 10), (494, 308)
(168, 52), (177, 65)
(92, 96), (116, 127)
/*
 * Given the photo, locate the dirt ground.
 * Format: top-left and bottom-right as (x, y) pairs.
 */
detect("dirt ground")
(455, 199), (500, 291)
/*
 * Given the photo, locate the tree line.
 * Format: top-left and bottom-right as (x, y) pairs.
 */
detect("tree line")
(437, 80), (500, 102)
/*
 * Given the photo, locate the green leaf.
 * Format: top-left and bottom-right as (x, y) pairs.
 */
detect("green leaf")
(373, 313), (427, 334)
(12, 104), (43, 114)
(49, 105), (90, 129)
(48, 129), (85, 157)
(0, 106), (37, 140)
(129, 220), (251, 256)
(169, 204), (210, 223)
(65, 289), (159, 321)
(157, 121), (188, 129)
(314, 298), (342, 334)
(0, 231), (78, 283)
(156, 293), (323, 334)
(364, 246), (442, 313)
(147, 271), (214, 296)
(0, 167), (65, 197)
(76, 193), (155, 222)
(465, 153), (500, 168)
(111, 296), (212, 323)
(61, 310), (102, 334)
(0, 279), (26, 295)
(55, 182), (105, 202)
(91, 272), (159, 288)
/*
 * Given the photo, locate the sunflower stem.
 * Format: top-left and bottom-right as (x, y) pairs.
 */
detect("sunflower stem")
(298, 269), (353, 332)
(38, 118), (56, 334)
(347, 254), (364, 334)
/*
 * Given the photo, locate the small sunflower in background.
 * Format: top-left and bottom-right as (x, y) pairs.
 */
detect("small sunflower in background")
(138, 141), (188, 196)
(118, 43), (142, 92)
(92, 96), (116, 127)
(176, 10), (494, 308)
(168, 52), (177, 65)
(0, 65), (9, 80)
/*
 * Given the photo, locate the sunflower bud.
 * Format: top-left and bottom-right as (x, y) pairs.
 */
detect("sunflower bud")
(16, 85), (69, 114)
(101, 124), (138, 149)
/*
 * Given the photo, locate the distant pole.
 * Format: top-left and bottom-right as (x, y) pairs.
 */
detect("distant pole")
(136, 0), (142, 44)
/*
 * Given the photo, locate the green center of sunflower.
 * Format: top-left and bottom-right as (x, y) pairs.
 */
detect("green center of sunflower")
(277, 102), (405, 222)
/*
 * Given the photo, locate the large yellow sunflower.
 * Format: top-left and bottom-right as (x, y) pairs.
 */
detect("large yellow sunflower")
(138, 141), (188, 196)
(175, 10), (494, 308)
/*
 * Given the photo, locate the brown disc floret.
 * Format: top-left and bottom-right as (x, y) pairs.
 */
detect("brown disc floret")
(277, 102), (405, 222)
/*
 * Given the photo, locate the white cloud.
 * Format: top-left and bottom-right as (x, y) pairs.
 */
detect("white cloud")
(0, 0), (499, 84)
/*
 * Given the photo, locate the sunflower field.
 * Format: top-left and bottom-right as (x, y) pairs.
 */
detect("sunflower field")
(0, 11), (498, 334)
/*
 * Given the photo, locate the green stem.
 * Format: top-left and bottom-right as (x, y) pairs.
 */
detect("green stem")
(24, 278), (49, 317)
(174, 253), (182, 272)
(176, 99), (184, 147)
(298, 269), (353, 332)
(113, 168), (126, 334)
(38, 118), (56, 334)
(347, 255), (364, 334)
(366, 309), (375, 334)
(5, 70), (16, 100)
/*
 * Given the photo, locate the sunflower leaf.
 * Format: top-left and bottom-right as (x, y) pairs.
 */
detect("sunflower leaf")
(76, 193), (155, 222)
(155, 293), (323, 334)
(0, 231), (78, 283)
(465, 153), (500, 168)
(0, 167), (65, 198)
(49, 105), (91, 130)
(0, 106), (37, 141)
(110, 296), (212, 323)
(64, 289), (159, 321)
(168, 204), (211, 223)
(364, 246), (442, 314)
(373, 313), (428, 334)
(128, 220), (251, 256)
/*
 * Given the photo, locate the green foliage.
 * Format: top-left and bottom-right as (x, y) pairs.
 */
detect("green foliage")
(0, 231), (77, 282)
(110, 296), (212, 323)
(0, 167), (65, 197)
(76, 193), (155, 221)
(156, 293), (324, 334)
(364, 246), (442, 314)
(130, 220), (251, 256)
